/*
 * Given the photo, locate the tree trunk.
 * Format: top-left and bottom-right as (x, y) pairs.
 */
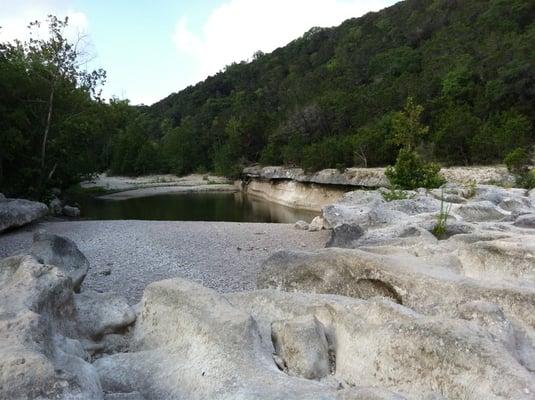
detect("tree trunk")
(41, 85), (55, 170)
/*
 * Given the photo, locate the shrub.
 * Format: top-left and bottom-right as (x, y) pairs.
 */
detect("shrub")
(516, 170), (535, 190)
(504, 148), (531, 174)
(504, 148), (534, 189)
(385, 148), (446, 189)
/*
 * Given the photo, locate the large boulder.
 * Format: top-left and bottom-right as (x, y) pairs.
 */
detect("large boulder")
(0, 197), (48, 232)
(0, 240), (136, 400)
(0, 255), (103, 400)
(30, 232), (90, 290)
(456, 239), (535, 281)
(94, 278), (355, 399)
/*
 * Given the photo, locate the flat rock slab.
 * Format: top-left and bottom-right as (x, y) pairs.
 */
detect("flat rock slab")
(0, 220), (329, 303)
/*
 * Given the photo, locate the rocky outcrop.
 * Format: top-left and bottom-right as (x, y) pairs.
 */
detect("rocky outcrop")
(0, 194), (48, 232)
(0, 236), (135, 400)
(256, 182), (535, 397)
(241, 166), (516, 211)
(243, 166), (389, 188)
(92, 278), (535, 399)
(243, 165), (515, 188)
(243, 179), (346, 212)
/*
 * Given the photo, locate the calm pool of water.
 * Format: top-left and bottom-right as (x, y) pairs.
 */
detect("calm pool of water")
(70, 192), (318, 223)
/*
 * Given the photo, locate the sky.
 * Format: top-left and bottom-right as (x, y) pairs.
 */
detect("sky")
(0, 0), (399, 105)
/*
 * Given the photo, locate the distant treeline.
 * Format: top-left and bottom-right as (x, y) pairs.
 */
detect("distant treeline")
(1, 0), (535, 198)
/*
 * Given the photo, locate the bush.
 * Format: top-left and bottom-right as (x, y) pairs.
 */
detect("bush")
(504, 148), (531, 174)
(385, 148), (445, 189)
(503, 148), (534, 189)
(516, 170), (535, 190)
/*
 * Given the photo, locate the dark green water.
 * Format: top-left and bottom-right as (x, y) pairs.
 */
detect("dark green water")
(70, 192), (318, 223)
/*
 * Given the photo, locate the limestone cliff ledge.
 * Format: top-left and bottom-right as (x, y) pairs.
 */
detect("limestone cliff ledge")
(242, 165), (516, 212)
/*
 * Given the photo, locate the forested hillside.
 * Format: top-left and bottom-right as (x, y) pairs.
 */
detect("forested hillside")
(2, 0), (535, 198)
(127, 0), (533, 176)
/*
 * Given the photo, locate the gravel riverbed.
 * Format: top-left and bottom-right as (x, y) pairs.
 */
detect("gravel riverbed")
(0, 220), (328, 304)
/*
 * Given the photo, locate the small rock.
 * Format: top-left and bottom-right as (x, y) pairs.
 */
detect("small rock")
(294, 220), (309, 230)
(49, 197), (63, 216)
(271, 315), (330, 380)
(455, 201), (507, 222)
(63, 205), (81, 218)
(309, 216), (325, 232)
(326, 223), (365, 248)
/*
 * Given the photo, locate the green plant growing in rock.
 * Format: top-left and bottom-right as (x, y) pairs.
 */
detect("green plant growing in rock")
(466, 179), (477, 198)
(386, 99), (446, 190)
(382, 189), (409, 202)
(504, 148), (535, 189)
(432, 191), (452, 239)
(386, 149), (446, 190)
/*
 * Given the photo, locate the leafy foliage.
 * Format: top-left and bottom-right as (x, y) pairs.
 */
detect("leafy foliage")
(386, 98), (445, 190)
(504, 147), (535, 189)
(382, 189), (409, 202)
(141, 0), (535, 176)
(3, 0), (535, 197)
(0, 16), (108, 197)
(504, 148), (531, 174)
(386, 148), (445, 190)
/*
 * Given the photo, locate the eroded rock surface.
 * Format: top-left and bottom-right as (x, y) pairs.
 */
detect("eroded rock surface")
(257, 183), (535, 398)
(94, 278), (534, 399)
(0, 236), (135, 400)
(3, 183), (535, 399)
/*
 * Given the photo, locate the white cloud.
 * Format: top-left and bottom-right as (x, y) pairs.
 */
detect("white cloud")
(173, 0), (396, 83)
(0, 0), (89, 43)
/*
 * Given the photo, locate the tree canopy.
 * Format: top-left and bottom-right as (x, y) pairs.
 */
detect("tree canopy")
(2, 0), (535, 198)
(138, 0), (535, 176)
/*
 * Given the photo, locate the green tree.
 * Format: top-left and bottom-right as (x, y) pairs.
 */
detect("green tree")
(391, 97), (429, 151)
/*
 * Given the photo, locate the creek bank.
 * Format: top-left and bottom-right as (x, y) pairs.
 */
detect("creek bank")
(241, 165), (516, 212)
(1, 183), (535, 399)
(81, 173), (237, 200)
